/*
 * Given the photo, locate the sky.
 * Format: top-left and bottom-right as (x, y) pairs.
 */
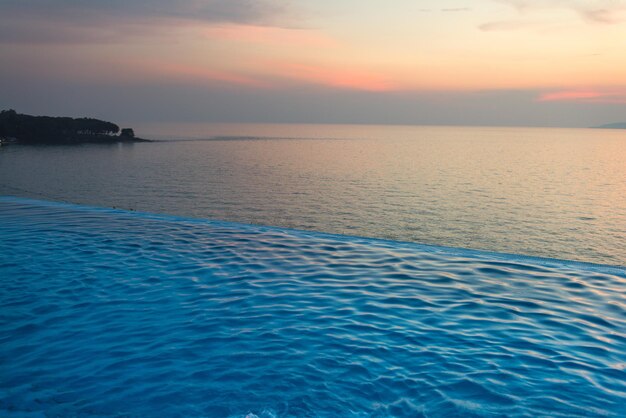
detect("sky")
(1, 0), (625, 127)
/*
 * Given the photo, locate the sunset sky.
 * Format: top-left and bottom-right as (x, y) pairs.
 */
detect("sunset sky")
(1, 0), (626, 127)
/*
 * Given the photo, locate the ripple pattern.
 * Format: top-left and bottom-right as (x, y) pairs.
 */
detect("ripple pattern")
(1, 196), (625, 417)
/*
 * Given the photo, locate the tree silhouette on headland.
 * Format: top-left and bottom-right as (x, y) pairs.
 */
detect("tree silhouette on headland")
(120, 128), (135, 138)
(0, 110), (148, 144)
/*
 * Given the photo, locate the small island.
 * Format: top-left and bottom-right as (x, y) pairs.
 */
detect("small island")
(0, 109), (151, 144)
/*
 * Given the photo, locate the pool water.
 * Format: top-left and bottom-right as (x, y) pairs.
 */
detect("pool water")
(1, 196), (624, 417)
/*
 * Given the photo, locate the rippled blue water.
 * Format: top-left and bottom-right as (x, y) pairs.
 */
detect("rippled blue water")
(1, 196), (625, 417)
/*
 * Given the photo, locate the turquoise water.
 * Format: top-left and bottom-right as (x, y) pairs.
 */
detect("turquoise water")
(1, 196), (624, 417)
(1, 124), (624, 265)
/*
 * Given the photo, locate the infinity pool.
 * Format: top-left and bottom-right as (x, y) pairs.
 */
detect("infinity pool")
(1, 196), (624, 417)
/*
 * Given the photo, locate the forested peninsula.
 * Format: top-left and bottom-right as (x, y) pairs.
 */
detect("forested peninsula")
(0, 110), (150, 144)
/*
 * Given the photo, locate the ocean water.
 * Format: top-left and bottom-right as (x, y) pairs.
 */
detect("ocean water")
(1, 196), (625, 417)
(0, 124), (624, 265)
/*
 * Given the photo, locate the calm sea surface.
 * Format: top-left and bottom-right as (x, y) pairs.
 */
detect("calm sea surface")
(0, 123), (624, 265)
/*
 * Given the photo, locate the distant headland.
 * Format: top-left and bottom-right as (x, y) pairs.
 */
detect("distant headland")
(592, 122), (626, 130)
(0, 110), (151, 144)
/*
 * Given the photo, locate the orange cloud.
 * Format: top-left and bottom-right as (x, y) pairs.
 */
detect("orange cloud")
(538, 89), (626, 104)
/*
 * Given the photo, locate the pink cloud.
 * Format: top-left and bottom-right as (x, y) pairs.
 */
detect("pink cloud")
(266, 62), (397, 92)
(538, 89), (626, 104)
(124, 58), (396, 92)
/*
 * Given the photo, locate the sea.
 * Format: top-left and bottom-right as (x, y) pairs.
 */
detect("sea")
(1, 123), (624, 265)
(1, 124), (625, 417)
